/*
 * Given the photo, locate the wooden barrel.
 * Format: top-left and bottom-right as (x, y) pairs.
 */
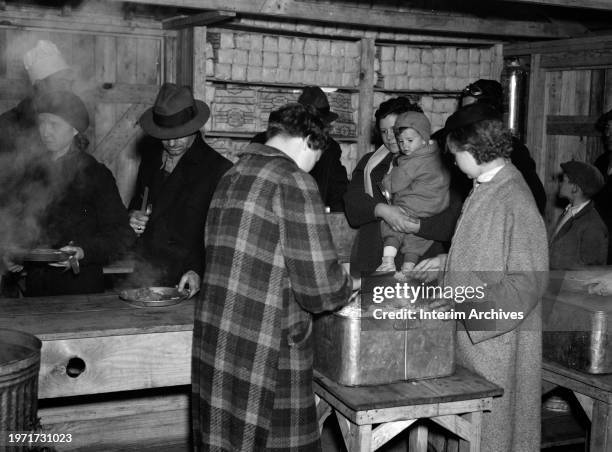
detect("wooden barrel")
(0, 329), (41, 449)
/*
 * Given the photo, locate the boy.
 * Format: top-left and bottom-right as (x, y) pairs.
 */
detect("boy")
(377, 111), (450, 274)
(550, 160), (608, 269)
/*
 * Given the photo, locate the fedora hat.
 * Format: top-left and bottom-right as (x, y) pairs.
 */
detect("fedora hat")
(139, 83), (210, 140)
(298, 86), (338, 124)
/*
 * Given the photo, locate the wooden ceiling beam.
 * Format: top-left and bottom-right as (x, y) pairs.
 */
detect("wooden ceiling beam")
(109, 0), (578, 39)
(162, 10), (236, 29)
(494, 0), (612, 11)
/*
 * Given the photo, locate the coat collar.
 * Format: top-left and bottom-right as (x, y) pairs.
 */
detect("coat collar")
(148, 134), (209, 223)
(242, 142), (297, 165)
(550, 200), (596, 242)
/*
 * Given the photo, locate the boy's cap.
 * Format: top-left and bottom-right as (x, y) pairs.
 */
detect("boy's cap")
(393, 111), (431, 141)
(561, 161), (604, 198)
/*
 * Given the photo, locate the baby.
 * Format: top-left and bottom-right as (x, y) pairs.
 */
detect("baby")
(377, 111), (450, 274)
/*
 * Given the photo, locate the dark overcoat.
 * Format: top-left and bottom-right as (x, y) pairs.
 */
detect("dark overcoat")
(549, 201), (608, 269)
(25, 148), (135, 296)
(192, 143), (351, 451)
(129, 134), (231, 285)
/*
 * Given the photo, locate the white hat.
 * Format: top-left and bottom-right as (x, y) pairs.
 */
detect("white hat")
(23, 40), (69, 82)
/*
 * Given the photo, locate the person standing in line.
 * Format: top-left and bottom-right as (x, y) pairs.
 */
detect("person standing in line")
(252, 85), (348, 211)
(413, 102), (549, 452)
(193, 103), (353, 451)
(128, 83), (232, 297)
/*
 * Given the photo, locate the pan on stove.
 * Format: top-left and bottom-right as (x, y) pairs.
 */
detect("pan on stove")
(119, 286), (189, 307)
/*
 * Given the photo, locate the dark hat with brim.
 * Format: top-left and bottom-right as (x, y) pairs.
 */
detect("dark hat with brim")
(298, 86), (338, 124)
(140, 83), (210, 140)
(431, 102), (502, 142)
(560, 160), (605, 198)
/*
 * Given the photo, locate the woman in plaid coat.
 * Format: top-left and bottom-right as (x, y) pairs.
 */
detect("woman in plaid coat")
(193, 103), (353, 451)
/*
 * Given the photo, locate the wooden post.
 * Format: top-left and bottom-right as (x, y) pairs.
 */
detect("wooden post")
(491, 43), (504, 81)
(192, 26), (207, 102)
(176, 28), (194, 87)
(409, 423), (429, 452)
(357, 38), (375, 160)
(163, 33), (177, 84)
(525, 54), (548, 192)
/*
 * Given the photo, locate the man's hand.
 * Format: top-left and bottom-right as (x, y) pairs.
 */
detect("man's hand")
(585, 273), (612, 296)
(375, 204), (420, 233)
(48, 245), (84, 272)
(178, 270), (201, 298)
(2, 254), (23, 273)
(129, 206), (151, 236)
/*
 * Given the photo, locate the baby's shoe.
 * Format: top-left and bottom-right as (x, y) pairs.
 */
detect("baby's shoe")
(376, 256), (396, 272)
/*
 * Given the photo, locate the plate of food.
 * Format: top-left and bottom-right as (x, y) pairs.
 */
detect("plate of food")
(119, 287), (189, 307)
(19, 248), (73, 263)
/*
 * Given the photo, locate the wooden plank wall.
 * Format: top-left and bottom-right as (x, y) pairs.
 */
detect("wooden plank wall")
(509, 37), (612, 227)
(0, 27), (164, 206)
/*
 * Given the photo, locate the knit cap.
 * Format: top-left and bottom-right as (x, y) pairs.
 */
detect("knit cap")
(23, 40), (69, 82)
(393, 111), (431, 141)
(35, 90), (89, 133)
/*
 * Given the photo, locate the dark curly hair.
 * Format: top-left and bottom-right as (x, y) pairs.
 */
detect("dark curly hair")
(266, 103), (329, 151)
(373, 97), (422, 144)
(446, 119), (512, 164)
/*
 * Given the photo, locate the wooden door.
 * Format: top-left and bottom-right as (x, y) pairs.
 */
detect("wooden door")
(0, 28), (164, 206)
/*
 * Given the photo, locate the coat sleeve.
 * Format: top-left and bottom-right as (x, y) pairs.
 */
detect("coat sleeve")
(322, 140), (349, 212)
(579, 224), (608, 266)
(182, 157), (233, 277)
(464, 208), (549, 343)
(343, 152), (379, 227)
(278, 170), (352, 314)
(511, 139), (547, 215)
(80, 165), (136, 265)
(417, 188), (463, 242)
(387, 161), (416, 195)
(128, 163), (146, 211)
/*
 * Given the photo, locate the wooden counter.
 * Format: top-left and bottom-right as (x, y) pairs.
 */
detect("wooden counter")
(0, 293), (195, 450)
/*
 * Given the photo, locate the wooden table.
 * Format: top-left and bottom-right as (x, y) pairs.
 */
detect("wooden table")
(543, 360), (612, 451)
(314, 367), (503, 452)
(0, 294), (194, 450)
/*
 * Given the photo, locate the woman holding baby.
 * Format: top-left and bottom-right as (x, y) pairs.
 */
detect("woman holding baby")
(344, 97), (463, 276)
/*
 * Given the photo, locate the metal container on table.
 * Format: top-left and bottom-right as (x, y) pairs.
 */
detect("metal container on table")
(544, 269), (612, 374)
(313, 274), (456, 386)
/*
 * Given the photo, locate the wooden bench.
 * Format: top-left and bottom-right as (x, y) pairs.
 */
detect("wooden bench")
(314, 367), (502, 452)
(543, 360), (612, 452)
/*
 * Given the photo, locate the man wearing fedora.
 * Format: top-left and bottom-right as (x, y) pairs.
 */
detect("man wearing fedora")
(252, 85), (348, 211)
(128, 83), (232, 296)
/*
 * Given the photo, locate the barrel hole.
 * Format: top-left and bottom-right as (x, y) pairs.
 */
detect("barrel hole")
(66, 357), (86, 378)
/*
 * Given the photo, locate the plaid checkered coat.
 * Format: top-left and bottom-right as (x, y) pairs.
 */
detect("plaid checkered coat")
(192, 143), (352, 451)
